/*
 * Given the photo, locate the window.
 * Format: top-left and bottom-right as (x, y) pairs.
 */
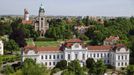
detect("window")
(97, 53), (99, 57)
(101, 53), (103, 57)
(57, 55), (59, 59)
(49, 62), (51, 66)
(125, 55), (127, 60)
(45, 55), (47, 59)
(107, 53), (109, 57)
(90, 54), (92, 58)
(82, 54), (85, 60)
(41, 18), (43, 20)
(118, 62), (120, 66)
(75, 54), (78, 59)
(53, 62), (55, 65)
(68, 54), (70, 60)
(94, 54), (95, 58)
(41, 22), (43, 27)
(49, 55), (51, 59)
(104, 53), (106, 57)
(53, 55), (55, 59)
(107, 60), (109, 63)
(125, 62), (127, 66)
(122, 62), (123, 66)
(118, 56), (120, 60)
(75, 44), (79, 48)
(122, 56), (123, 60)
(61, 55), (63, 59)
(41, 55), (43, 59)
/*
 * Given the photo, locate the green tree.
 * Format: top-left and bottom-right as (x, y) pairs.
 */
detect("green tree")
(22, 58), (49, 75)
(5, 39), (20, 54)
(86, 58), (95, 69)
(95, 59), (106, 75)
(55, 60), (67, 70)
(67, 60), (85, 75)
(126, 65), (134, 75)
(3, 65), (14, 75)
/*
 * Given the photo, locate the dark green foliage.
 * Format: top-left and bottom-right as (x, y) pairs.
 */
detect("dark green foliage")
(4, 39), (20, 54)
(86, 58), (95, 69)
(126, 65), (134, 75)
(55, 60), (67, 70)
(61, 60), (86, 75)
(22, 58), (48, 75)
(45, 19), (73, 40)
(3, 65), (14, 75)
(86, 58), (106, 75)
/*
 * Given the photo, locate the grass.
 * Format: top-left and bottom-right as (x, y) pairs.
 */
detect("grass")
(34, 41), (60, 47)
(26, 38), (92, 47)
(26, 39), (60, 47)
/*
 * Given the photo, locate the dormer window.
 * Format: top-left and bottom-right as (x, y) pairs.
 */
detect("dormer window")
(74, 44), (79, 48)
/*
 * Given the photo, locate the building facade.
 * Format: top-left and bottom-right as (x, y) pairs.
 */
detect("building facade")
(33, 4), (49, 37)
(0, 40), (4, 55)
(22, 39), (129, 69)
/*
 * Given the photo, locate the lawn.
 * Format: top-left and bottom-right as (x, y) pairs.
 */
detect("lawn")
(26, 39), (60, 47)
(34, 41), (60, 47)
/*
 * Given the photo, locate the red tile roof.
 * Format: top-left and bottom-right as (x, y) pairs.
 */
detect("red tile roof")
(22, 20), (33, 25)
(66, 39), (82, 43)
(88, 45), (112, 51)
(105, 36), (119, 42)
(24, 45), (61, 53)
(36, 47), (61, 52)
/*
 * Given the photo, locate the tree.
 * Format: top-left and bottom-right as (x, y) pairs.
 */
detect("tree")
(10, 29), (27, 48)
(3, 65), (14, 75)
(86, 58), (95, 69)
(22, 58), (50, 75)
(126, 65), (134, 75)
(67, 60), (85, 75)
(55, 60), (67, 70)
(95, 59), (106, 75)
(5, 39), (20, 54)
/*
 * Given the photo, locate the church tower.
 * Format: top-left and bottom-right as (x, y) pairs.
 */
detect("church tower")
(39, 4), (45, 16)
(24, 9), (29, 21)
(33, 4), (49, 37)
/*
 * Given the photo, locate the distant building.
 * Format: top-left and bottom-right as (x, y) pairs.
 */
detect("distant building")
(0, 40), (4, 55)
(22, 9), (33, 25)
(22, 38), (129, 70)
(104, 36), (119, 45)
(33, 4), (49, 37)
(74, 26), (90, 34)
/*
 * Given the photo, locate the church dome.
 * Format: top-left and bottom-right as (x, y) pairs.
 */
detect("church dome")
(40, 4), (44, 10)
(39, 4), (45, 13)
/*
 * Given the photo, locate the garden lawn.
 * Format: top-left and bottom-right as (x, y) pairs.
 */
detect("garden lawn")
(34, 41), (60, 47)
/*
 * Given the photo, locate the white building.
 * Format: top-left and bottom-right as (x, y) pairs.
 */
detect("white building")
(0, 40), (4, 55)
(22, 39), (129, 69)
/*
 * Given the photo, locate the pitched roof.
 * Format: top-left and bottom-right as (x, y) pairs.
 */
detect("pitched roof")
(36, 47), (61, 52)
(88, 45), (112, 52)
(66, 39), (82, 43)
(105, 36), (119, 42)
(24, 45), (62, 53)
(22, 20), (33, 25)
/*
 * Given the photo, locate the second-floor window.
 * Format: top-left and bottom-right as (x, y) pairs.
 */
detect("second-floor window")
(68, 54), (70, 60)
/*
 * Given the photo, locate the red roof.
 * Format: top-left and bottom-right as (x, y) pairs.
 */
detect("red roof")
(66, 39), (82, 43)
(88, 45), (112, 51)
(24, 45), (61, 53)
(22, 20), (33, 25)
(105, 36), (119, 42)
(36, 47), (61, 52)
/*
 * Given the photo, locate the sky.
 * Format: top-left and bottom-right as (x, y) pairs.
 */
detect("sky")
(0, 0), (134, 16)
